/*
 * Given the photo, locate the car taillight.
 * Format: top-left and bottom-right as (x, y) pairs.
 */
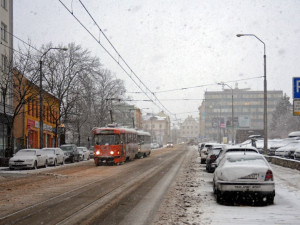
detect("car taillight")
(210, 155), (217, 160)
(265, 170), (273, 181)
(95, 150), (100, 155)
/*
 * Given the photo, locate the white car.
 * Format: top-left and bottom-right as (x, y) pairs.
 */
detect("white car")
(294, 148), (300, 160)
(275, 141), (300, 158)
(213, 152), (275, 204)
(42, 148), (65, 166)
(77, 147), (90, 160)
(9, 149), (49, 170)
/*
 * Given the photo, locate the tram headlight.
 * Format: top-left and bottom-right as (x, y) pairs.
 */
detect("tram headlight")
(95, 150), (100, 155)
(110, 151), (114, 155)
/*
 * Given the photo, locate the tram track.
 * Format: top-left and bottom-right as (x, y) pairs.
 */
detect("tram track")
(0, 147), (186, 225)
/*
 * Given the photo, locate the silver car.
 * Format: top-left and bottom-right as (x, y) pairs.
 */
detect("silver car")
(9, 149), (48, 170)
(213, 152), (275, 204)
(42, 148), (65, 166)
(77, 147), (90, 160)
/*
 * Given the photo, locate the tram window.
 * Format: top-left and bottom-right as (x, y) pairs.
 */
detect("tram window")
(94, 134), (120, 145)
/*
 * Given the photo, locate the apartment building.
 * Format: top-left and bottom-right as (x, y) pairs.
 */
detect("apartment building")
(0, 0), (13, 157)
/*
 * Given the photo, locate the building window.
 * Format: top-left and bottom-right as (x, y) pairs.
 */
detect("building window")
(1, 22), (7, 42)
(1, 0), (6, 9)
(1, 54), (7, 72)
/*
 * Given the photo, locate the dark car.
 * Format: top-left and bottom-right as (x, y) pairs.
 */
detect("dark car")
(206, 147), (222, 173)
(60, 144), (80, 163)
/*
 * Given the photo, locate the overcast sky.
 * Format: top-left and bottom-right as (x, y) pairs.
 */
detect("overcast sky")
(14, 0), (300, 123)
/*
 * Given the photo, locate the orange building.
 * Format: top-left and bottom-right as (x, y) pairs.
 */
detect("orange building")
(13, 71), (60, 149)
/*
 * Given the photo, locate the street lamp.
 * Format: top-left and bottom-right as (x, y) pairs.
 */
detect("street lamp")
(217, 82), (234, 144)
(236, 34), (267, 154)
(39, 47), (68, 148)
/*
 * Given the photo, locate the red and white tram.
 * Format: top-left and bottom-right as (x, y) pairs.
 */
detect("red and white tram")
(93, 127), (138, 166)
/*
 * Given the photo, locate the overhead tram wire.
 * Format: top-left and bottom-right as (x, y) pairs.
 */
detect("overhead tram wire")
(59, 0), (174, 116)
(127, 76), (264, 94)
(77, 0), (171, 115)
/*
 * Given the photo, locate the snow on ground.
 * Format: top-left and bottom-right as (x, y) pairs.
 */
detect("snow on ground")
(153, 145), (300, 225)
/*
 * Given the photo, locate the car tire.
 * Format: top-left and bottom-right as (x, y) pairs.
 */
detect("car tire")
(71, 157), (75, 163)
(54, 159), (57, 167)
(62, 159), (65, 165)
(44, 160), (48, 168)
(216, 191), (223, 203)
(267, 195), (274, 204)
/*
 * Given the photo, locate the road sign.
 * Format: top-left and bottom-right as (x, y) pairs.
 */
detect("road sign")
(293, 99), (300, 116)
(293, 77), (300, 99)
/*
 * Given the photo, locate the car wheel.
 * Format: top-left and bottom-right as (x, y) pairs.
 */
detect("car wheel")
(267, 195), (274, 204)
(216, 191), (223, 203)
(71, 157), (75, 163)
(44, 160), (48, 168)
(9, 166), (14, 170)
(54, 159), (57, 167)
(33, 161), (38, 170)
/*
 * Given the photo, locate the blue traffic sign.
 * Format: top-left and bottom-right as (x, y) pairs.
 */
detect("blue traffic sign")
(293, 77), (300, 99)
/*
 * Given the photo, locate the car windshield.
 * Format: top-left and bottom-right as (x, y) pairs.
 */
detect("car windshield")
(16, 150), (36, 156)
(95, 134), (120, 145)
(43, 150), (55, 154)
(60, 146), (74, 151)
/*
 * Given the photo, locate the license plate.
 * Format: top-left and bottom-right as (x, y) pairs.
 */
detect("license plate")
(234, 185), (261, 189)
(15, 162), (23, 165)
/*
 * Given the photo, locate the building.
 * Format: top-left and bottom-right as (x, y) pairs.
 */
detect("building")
(143, 111), (170, 145)
(178, 116), (199, 143)
(199, 87), (283, 143)
(13, 72), (60, 149)
(0, 0), (13, 157)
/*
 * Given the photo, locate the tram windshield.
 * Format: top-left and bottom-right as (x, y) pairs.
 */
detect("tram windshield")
(95, 134), (120, 145)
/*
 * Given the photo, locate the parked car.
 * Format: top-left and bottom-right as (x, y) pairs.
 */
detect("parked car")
(60, 144), (80, 163)
(206, 147), (222, 173)
(77, 147), (90, 160)
(166, 141), (174, 148)
(215, 145), (259, 166)
(213, 152), (275, 204)
(268, 138), (297, 156)
(9, 149), (48, 170)
(89, 146), (94, 159)
(42, 147), (65, 166)
(275, 141), (300, 158)
(200, 143), (219, 164)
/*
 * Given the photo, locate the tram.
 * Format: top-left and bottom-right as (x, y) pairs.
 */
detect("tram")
(92, 126), (138, 166)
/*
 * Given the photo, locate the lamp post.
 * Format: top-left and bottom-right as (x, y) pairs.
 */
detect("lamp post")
(236, 34), (267, 154)
(39, 47), (67, 148)
(218, 82), (234, 144)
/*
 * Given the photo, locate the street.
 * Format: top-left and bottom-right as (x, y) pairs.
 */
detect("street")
(1, 145), (300, 225)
